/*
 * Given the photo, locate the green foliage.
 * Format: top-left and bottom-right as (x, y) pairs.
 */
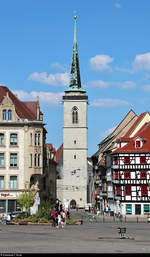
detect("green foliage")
(17, 190), (35, 216)
(35, 200), (54, 220)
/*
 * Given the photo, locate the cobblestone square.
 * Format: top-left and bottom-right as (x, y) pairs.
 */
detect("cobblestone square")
(0, 220), (150, 254)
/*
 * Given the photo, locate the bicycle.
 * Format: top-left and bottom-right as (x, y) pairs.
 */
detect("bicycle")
(86, 215), (97, 223)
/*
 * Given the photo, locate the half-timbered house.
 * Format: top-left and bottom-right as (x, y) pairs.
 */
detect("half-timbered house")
(111, 122), (150, 215)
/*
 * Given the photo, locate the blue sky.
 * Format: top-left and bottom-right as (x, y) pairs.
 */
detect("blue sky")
(1, 0), (150, 156)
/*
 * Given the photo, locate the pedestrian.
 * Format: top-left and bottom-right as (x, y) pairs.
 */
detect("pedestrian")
(55, 210), (58, 228)
(51, 209), (56, 227)
(7, 214), (11, 223)
(67, 209), (70, 219)
(76, 204), (79, 212)
(57, 211), (61, 228)
(61, 210), (66, 228)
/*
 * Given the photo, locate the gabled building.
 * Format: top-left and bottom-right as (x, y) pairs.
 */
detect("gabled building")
(0, 86), (46, 213)
(111, 122), (150, 215)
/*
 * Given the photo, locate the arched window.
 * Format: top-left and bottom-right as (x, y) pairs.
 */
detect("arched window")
(2, 109), (6, 120)
(8, 110), (12, 120)
(72, 106), (78, 124)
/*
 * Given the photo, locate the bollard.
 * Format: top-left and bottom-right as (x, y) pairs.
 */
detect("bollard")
(137, 217), (138, 223)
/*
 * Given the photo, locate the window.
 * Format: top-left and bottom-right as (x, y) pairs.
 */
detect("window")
(10, 153), (17, 167)
(30, 154), (32, 167)
(37, 154), (40, 167)
(125, 185), (131, 195)
(140, 170), (147, 179)
(2, 110), (6, 120)
(135, 140), (141, 148)
(38, 134), (40, 146)
(10, 134), (17, 146)
(34, 154), (37, 167)
(8, 110), (12, 120)
(0, 153), (4, 167)
(0, 134), (4, 146)
(141, 185), (148, 196)
(115, 171), (119, 179)
(74, 155), (76, 159)
(30, 133), (32, 145)
(140, 156), (146, 164)
(124, 156), (130, 164)
(72, 106), (78, 124)
(0, 176), (4, 189)
(126, 204), (132, 215)
(124, 170), (131, 179)
(34, 134), (37, 146)
(74, 140), (76, 144)
(144, 204), (150, 214)
(10, 176), (17, 189)
(113, 157), (118, 165)
(115, 185), (121, 195)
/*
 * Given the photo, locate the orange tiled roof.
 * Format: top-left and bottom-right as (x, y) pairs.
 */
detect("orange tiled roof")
(112, 122), (150, 154)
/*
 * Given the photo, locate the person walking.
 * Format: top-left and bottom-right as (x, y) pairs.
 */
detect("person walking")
(57, 211), (61, 228)
(51, 209), (57, 227)
(61, 210), (66, 228)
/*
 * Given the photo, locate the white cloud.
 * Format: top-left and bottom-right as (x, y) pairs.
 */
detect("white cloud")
(114, 3), (121, 8)
(132, 52), (150, 72)
(87, 80), (136, 89)
(50, 62), (66, 71)
(100, 126), (116, 138)
(118, 81), (136, 89)
(28, 71), (70, 86)
(87, 80), (110, 88)
(91, 98), (129, 107)
(143, 85), (150, 91)
(13, 90), (63, 105)
(90, 55), (114, 72)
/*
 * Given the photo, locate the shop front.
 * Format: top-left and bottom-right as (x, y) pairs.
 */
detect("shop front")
(0, 192), (21, 213)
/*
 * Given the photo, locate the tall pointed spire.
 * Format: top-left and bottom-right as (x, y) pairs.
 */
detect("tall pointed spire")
(66, 15), (85, 93)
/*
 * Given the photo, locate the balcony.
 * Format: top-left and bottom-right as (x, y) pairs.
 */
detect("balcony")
(112, 164), (119, 169)
(100, 191), (107, 197)
(107, 191), (114, 198)
(113, 179), (120, 184)
(115, 195), (121, 200)
(106, 175), (112, 182)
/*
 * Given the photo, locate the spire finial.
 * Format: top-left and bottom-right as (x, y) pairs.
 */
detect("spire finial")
(74, 10), (77, 20)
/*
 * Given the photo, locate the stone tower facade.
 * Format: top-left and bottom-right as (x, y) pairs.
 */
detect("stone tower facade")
(57, 16), (88, 209)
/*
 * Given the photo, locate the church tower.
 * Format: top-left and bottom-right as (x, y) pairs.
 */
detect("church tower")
(58, 16), (88, 208)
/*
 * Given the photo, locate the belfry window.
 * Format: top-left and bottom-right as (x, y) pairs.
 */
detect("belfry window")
(72, 106), (78, 124)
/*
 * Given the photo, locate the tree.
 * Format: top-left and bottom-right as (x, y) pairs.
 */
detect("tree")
(18, 190), (35, 216)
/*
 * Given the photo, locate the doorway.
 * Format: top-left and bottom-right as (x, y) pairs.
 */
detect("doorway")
(135, 204), (141, 215)
(70, 199), (76, 209)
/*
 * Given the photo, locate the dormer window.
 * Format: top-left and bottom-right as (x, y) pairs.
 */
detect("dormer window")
(135, 137), (143, 149)
(136, 140), (141, 148)
(8, 110), (12, 120)
(2, 109), (12, 121)
(2, 110), (6, 120)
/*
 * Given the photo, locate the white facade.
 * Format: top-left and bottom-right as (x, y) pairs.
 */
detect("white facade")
(57, 92), (88, 208)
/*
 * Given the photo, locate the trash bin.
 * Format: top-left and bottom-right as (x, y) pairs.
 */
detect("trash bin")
(117, 227), (126, 239)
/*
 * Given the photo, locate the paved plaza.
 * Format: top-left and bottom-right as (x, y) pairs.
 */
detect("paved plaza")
(0, 220), (150, 254)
